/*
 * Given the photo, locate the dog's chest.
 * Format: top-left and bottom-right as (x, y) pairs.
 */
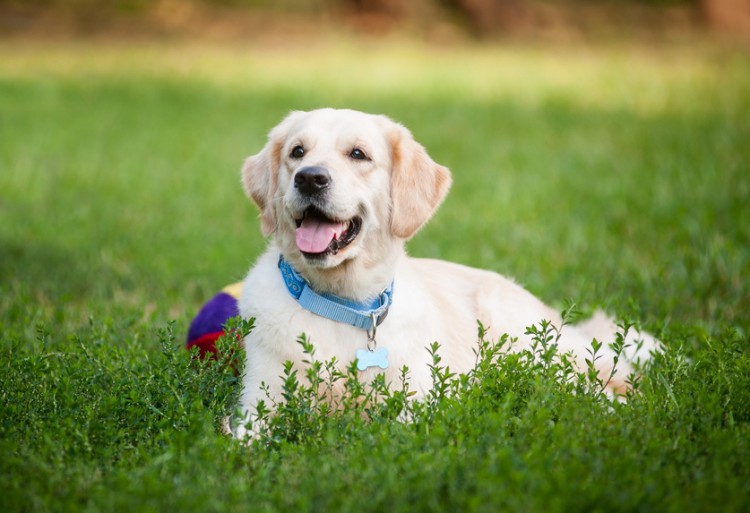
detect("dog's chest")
(237, 251), (478, 394)
(239, 260), (388, 362)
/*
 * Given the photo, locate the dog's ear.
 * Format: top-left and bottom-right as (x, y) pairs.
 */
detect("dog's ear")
(242, 111), (304, 236)
(241, 149), (279, 236)
(386, 122), (452, 239)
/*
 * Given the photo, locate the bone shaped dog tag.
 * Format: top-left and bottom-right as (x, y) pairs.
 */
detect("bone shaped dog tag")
(356, 347), (389, 371)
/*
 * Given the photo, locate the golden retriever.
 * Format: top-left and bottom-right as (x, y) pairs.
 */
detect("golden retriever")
(233, 108), (657, 437)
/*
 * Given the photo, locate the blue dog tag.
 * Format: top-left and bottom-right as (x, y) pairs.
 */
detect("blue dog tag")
(356, 347), (389, 371)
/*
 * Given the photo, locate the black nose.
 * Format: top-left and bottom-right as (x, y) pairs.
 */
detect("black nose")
(294, 166), (331, 196)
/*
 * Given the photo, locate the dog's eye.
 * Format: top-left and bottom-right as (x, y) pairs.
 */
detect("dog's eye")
(290, 145), (305, 159)
(349, 148), (369, 161)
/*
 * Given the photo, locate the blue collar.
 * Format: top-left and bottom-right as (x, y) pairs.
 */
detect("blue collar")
(278, 257), (393, 331)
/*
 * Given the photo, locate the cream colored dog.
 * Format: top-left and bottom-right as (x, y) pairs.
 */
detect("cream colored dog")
(234, 108), (656, 436)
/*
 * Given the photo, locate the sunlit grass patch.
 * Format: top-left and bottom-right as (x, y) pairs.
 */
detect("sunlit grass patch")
(2, 40), (747, 113)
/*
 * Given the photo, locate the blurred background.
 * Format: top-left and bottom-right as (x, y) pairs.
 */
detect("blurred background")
(1, 0), (748, 43)
(1, 0), (748, 331)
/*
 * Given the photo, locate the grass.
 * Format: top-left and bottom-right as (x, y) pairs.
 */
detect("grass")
(1, 39), (749, 512)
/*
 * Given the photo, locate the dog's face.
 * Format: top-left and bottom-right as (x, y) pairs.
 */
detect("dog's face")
(242, 108), (451, 280)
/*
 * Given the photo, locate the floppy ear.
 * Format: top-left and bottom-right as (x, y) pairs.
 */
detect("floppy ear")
(241, 148), (279, 236)
(242, 111), (304, 236)
(387, 123), (452, 239)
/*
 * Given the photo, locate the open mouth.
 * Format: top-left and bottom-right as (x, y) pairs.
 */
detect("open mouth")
(293, 206), (362, 258)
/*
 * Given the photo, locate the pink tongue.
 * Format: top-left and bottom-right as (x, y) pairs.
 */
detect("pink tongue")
(295, 218), (346, 254)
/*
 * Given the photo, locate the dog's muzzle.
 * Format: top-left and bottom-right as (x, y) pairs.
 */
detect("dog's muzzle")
(289, 166), (362, 259)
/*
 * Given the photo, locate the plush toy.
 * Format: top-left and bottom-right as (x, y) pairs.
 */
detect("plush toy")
(186, 282), (244, 358)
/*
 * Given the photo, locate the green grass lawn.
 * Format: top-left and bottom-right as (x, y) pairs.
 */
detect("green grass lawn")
(1, 40), (749, 512)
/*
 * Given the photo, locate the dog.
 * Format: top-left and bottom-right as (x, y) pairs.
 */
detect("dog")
(233, 108), (657, 437)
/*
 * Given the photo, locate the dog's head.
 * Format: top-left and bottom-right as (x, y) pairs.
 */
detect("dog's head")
(242, 109), (451, 289)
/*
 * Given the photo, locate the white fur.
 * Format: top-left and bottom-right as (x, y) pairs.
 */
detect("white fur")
(234, 108), (658, 437)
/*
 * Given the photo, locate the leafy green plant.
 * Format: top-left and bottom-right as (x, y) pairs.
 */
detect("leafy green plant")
(247, 312), (641, 449)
